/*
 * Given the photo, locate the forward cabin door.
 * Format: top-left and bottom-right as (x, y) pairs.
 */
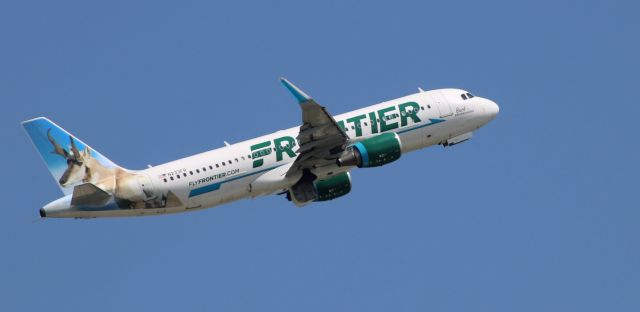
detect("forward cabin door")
(431, 91), (453, 118)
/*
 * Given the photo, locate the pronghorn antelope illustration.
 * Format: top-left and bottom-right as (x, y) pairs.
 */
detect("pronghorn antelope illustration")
(46, 128), (161, 209)
(47, 128), (115, 188)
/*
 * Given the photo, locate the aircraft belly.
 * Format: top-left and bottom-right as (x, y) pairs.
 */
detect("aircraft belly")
(50, 206), (185, 218)
(397, 127), (428, 153)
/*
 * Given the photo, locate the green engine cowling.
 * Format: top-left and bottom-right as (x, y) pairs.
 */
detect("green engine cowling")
(313, 172), (352, 201)
(337, 132), (402, 168)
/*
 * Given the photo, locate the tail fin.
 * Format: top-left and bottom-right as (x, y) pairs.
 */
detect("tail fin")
(22, 117), (122, 195)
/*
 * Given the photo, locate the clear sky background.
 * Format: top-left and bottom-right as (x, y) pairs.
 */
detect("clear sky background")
(1, 0), (639, 311)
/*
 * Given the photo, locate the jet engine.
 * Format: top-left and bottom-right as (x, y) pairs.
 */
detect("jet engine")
(288, 172), (352, 205)
(337, 132), (402, 168)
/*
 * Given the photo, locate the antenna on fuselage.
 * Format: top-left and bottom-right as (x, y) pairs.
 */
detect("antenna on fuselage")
(418, 87), (425, 93)
(224, 141), (231, 147)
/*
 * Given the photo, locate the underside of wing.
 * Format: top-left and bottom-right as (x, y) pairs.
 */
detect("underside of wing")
(280, 78), (349, 177)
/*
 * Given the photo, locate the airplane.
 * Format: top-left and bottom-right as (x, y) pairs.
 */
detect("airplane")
(23, 78), (499, 218)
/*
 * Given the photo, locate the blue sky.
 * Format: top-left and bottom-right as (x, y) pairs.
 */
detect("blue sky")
(2, 0), (639, 311)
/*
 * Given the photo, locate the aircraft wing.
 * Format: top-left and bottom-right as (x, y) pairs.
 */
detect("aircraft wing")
(280, 78), (349, 177)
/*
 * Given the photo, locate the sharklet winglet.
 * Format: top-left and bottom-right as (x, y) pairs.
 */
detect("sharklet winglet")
(280, 77), (312, 104)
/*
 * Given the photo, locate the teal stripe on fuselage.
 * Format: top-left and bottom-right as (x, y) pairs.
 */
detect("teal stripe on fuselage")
(188, 164), (285, 198)
(189, 183), (221, 197)
(396, 118), (445, 134)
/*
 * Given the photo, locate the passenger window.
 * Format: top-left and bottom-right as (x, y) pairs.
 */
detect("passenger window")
(235, 158), (239, 162)
(170, 176), (174, 181)
(163, 178), (167, 183)
(176, 175), (180, 179)
(216, 164), (219, 168)
(209, 165), (213, 170)
(189, 171), (193, 175)
(196, 169), (200, 173)
(183, 173), (187, 177)
(222, 162), (225, 166)
(427, 105), (431, 109)
(202, 167), (206, 172)
(248, 154), (251, 159)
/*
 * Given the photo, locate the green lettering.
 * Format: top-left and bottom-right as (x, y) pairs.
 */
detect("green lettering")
(250, 141), (271, 168)
(346, 114), (367, 137)
(378, 106), (398, 132)
(368, 112), (378, 134)
(274, 136), (297, 161)
(399, 102), (422, 126)
(337, 120), (346, 132)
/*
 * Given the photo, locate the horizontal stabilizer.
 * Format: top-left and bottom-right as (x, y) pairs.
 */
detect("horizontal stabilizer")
(71, 183), (112, 206)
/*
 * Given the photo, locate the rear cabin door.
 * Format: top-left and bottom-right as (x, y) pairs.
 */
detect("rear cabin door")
(431, 91), (453, 118)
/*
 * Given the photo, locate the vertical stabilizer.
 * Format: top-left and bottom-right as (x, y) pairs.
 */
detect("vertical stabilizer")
(22, 117), (122, 195)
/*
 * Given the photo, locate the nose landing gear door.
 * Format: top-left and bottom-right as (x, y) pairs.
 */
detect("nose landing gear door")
(431, 91), (453, 118)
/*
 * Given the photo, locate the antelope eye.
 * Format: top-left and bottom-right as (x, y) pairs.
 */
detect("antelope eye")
(66, 159), (78, 165)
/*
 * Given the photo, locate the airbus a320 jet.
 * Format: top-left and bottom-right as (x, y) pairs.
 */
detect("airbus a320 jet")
(23, 78), (498, 218)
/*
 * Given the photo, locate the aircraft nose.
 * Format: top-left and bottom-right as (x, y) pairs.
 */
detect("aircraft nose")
(485, 99), (499, 119)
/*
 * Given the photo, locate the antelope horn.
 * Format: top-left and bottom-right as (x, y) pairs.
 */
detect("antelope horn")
(69, 136), (81, 161)
(47, 128), (69, 158)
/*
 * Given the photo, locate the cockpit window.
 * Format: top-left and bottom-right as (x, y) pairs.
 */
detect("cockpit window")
(467, 93), (474, 99)
(461, 94), (468, 100)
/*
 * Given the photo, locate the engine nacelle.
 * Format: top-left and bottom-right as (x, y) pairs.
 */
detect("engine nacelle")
(337, 132), (402, 168)
(314, 172), (352, 202)
(288, 171), (352, 205)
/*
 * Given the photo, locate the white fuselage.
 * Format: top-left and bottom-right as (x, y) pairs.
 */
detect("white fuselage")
(43, 88), (498, 218)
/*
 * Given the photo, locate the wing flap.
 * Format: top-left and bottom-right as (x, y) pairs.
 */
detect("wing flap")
(279, 78), (350, 177)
